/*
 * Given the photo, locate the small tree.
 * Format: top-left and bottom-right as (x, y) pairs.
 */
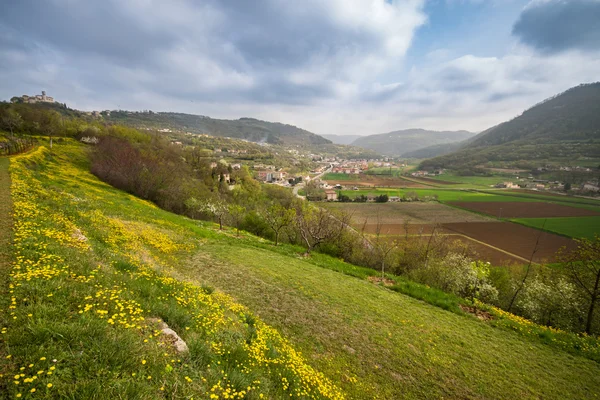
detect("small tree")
(39, 110), (61, 149)
(185, 197), (228, 230)
(263, 203), (295, 246)
(1, 108), (22, 138)
(228, 204), (246, 236)
(361, 212), (398, 279)
(375, 194), (388, 203)
(295, 204), (345, 255)
(558, 235), (600, 334)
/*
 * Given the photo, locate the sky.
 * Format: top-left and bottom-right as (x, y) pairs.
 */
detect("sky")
(1, 0), (599, 136)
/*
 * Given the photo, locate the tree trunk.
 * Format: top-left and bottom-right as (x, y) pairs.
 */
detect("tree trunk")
(274, 231), (279, 246)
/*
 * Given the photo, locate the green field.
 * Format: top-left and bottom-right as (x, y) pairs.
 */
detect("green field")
(426, 173), (517, 187)
(322, 172), (358, 181)
(2, 141), (600, 399)
(339, 188), (540, 203)
(512, 216), (600, 240)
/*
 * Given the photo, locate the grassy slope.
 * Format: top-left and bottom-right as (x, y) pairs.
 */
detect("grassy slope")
(0, 143), (343, 400)
(1, 141), (600, 399)
(182, 244), (600, 399)
(0, 157), (13, 307)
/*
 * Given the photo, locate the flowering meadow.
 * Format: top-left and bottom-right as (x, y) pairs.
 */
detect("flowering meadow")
(0, 143), (344, 399)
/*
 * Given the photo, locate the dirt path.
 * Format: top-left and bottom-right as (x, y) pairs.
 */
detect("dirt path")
(0, 157), (13, 288)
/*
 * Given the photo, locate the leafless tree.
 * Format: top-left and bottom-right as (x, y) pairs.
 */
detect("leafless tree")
(558, 235), (600, 334)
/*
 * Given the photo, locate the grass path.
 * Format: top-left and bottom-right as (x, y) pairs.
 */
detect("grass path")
(183, 243), (600, 399)
(0, 157), (12, 286)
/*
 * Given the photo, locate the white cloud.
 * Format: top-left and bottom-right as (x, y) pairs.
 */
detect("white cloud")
(0, 0), (599, 137)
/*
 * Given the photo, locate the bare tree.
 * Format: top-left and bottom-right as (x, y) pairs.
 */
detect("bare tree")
(295, 204), (345, 255)
(558, 235), (600, 334)
(263, 203), (295, 245)
(228, 204), (246, 236)
(359, 210), (398, 278)
(508, 220), (546, 312)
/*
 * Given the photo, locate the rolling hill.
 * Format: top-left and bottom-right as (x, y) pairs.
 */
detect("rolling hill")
(106, 111), (332, 147)
(350, 129), (475, 157)
(421, 82), (600, 169)
(2, 139), (600, 399)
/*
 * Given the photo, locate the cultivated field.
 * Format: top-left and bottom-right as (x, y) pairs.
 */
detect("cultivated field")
(324, 202), (494, 225)
(324, 203), (526, 265)
(396, 234), (525, 266)
(449, 201), (600, 218)
(442, 222), (577, 263)
(339, 188), (541, 202)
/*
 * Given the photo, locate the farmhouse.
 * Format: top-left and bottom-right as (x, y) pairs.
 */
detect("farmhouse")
(257, 170), (287, 183)
(324, 190), (338, 201)
(495, 182), (520, 189)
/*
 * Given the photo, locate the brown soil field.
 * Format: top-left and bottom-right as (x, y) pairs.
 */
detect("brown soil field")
(449, 201), (600, 218)
(324, 202), (494, 225)
(360, 223), (437, 235)
(441, 222), (577, 263)
(360, 224), (523, 265)
(447, 235), (524, 266)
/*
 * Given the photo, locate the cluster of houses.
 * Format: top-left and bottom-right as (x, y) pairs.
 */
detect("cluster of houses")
(537, 165), (594, 173)
(17, 91), (55, 104)
(494, 179), (600, 193)
(411, 170), (444, 177)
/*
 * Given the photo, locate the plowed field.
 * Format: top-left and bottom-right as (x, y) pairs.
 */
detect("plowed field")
(442, 222), (577, 263)
(449, 201), (600, 218)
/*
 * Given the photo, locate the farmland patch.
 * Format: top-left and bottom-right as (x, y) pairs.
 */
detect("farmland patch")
(512, 216), (600, 240)
(449, 201), (600, 218)
(442, 222), (577, 263)
(324, 202), (494, 225)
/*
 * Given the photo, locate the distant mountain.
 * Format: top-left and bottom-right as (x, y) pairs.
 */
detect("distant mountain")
(321, 134), (363, 145)
(421, 83), (600, 170)
(106, 111), (331, 147)
(350, 129), (476, 157)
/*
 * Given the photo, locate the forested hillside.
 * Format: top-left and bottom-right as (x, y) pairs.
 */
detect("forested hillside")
(421, 83), (600, 170)
(106, 111), (331, 147)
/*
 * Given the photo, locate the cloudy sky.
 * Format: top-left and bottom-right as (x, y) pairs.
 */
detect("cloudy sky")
(1, 0), (599, 136)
